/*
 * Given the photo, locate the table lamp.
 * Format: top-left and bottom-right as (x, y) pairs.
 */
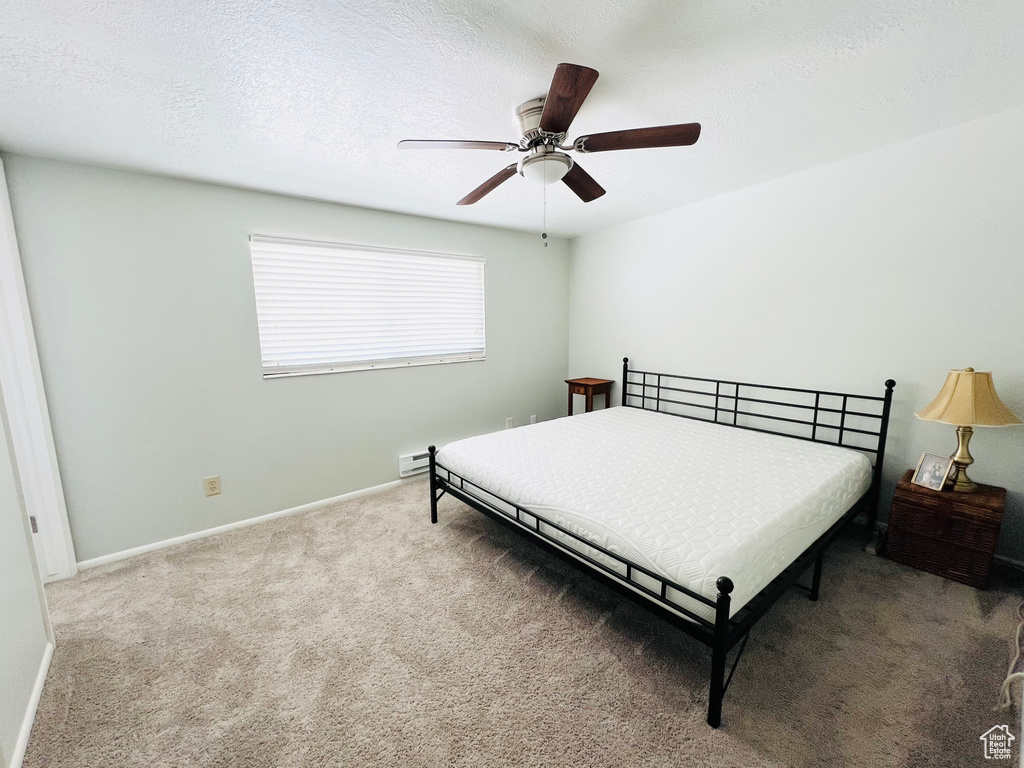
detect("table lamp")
(916, 368), (1021, 492)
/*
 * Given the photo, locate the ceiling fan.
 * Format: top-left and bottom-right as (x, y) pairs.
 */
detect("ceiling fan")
(398, 63), (701, 206)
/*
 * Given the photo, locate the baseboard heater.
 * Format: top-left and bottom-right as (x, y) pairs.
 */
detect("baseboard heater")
(398, 450), (431, 477)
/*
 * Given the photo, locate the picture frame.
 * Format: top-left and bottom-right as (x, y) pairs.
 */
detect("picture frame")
(911, 452), (954, 491)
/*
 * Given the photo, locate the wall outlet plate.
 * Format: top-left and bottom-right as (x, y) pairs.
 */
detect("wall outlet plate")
(530, 415), (537, 424)
(505, 417), (514, 429)
(204, 475), (221, 496)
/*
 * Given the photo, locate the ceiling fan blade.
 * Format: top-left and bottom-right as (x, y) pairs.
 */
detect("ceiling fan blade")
(457, 164), (519, 205)
(561, 162), (606, 203)
(576, 123), (701, 153)
(398, 139), (520, 152)
(538, 63), (599, 135)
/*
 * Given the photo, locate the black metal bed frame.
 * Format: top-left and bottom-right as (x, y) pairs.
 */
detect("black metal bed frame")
(428, 358), (895, 728)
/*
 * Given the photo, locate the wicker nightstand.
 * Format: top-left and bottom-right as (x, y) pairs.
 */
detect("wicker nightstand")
(885, 469), (1006, 588)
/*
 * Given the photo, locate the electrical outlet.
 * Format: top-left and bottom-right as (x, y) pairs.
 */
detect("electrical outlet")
(505, 417), (514, 429)
(204, 475), (221, 496)
(530, 415), (537, 424)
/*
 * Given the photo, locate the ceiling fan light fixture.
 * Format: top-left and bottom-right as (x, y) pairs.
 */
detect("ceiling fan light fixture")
(400, 63), (699, 205)
(518, 152), (573, 186)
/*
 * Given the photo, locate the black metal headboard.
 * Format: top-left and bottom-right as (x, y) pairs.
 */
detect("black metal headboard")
(621, 357), (896, 530)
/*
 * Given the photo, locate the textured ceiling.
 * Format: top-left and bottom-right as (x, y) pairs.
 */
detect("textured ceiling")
(1, 0), (1022, 237)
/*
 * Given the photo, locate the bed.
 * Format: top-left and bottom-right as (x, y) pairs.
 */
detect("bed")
(428, 358), (895, 727)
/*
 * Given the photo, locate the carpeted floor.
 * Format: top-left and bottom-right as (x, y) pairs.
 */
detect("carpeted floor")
(24, 479), (1022, 767)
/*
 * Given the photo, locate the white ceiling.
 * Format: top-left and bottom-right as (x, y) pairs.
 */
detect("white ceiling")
(1, 0), (1021, 237)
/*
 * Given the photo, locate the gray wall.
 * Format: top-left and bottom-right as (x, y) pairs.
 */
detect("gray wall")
(0, 381), (50, 766)
(568, 107), (1024, 560)
(4, 156), (570, 561)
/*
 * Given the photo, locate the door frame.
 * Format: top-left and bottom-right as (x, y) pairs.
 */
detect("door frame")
(0, 157), (77, 582)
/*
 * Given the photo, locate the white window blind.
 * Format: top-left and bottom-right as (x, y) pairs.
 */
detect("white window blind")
(250, 236), (485, 377)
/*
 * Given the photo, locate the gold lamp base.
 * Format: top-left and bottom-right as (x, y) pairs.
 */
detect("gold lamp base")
(949, 425), (978, 493)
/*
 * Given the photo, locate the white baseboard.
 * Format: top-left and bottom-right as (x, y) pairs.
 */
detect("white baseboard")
(994, 554), (1024, 575)
(77, 477), (416, 571)
(9, 641), (53, 768)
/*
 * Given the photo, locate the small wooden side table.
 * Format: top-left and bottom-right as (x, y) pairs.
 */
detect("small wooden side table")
(565, 378), (613, 416)
(885, 469), (1006, 588)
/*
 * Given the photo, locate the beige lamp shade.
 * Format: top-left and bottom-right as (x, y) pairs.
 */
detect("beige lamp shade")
(916, 369), (1021, 427)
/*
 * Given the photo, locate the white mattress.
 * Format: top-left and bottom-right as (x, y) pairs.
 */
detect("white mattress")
(437, 407), (871, 620)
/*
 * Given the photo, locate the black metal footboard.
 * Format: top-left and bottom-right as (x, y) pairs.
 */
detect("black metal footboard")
(428, 361), (895, 728)
(430, 451), (866, 728)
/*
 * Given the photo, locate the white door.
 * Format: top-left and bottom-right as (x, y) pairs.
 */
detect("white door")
(0, 159), (77, 582)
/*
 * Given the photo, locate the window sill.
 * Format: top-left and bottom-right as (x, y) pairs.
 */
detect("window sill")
(262, 354), (486, 379)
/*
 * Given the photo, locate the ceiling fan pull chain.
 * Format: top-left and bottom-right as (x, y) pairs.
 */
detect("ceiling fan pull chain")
(542, 173), (548, 247)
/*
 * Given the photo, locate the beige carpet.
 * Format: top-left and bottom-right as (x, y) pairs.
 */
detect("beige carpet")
(25, 479), (1022, 767)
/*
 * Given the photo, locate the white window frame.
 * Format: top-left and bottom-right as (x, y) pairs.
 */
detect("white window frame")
(249, 235), (486, 378)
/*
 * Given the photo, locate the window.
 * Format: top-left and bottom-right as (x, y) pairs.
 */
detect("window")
(249, 236), (485, 378)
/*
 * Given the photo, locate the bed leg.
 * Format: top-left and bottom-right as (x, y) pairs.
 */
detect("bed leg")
(428, 445), (438, 524)
(707, 576), (733, 729)
(810, 549), (825, 601)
